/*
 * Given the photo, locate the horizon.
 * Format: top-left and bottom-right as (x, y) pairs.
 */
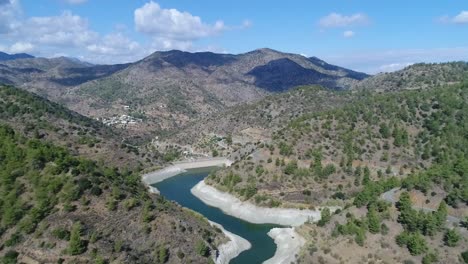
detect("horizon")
(2, 48), (466, 76)
(1, 0), (467, 73)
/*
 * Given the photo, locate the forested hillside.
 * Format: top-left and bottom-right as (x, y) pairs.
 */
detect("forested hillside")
(0, 85), (158, 167)
(206, 82), (468, 263)
(354, 62), (468, 91)
(0, 86), (225, 263)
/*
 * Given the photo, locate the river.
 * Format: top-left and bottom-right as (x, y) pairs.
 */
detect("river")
(153, 167), (279, 264)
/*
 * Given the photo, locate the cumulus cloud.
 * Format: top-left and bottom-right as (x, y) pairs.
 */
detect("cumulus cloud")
(343, 30), (355, 38)
(135, 1), (225, 40)
(8, 41), (34, 53)
(0, 0), (21, 34)
(21, 11), (98, 47)
(0, 8), (145, 63)
(134, 1), (247, 51)
(0, 0), (245, 63)
(319, 12), (369, 28)
(453, 11), (468, 23)
(86, 32), (140, 55)
(440, 11), (468, 24)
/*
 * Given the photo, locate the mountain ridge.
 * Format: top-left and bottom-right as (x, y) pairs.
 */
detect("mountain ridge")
(0, 51), (34, 61)
(0, 48), (369, 140)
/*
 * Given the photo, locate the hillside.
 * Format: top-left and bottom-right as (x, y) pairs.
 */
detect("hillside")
(0, 49), (368, 141)
(0, 86), (225, 263)
(165, 62), (468, 161)
(164, 86), (356, 152)
(0, 57), (130, 99)
(202, 81), (468, 263)
(354, 62), (468, 91)
(208, 82), (468, 209)
(0, 85), (153, 167)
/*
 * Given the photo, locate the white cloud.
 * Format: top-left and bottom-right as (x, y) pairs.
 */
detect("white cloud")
(438, 11), (468, 24)
(452, 11), (468, 24)
(135, 1), (225, 41)
(378, 62), (414, 72)
(23, 11), (98, 47)
(9, 41), (34, 53)
(319, 13), (369, 28)
(343, 30), (355, 38)
(0, 7), (145, 63)
(86, 32), (140, 55)
(151, 37), (193, 51)
(0, 0), (22, 34)
(64, 0), (87, 4)
(322, 47), (468, 74)
(0, 0), (244, 63)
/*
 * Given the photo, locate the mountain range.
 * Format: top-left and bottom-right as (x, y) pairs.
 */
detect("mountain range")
(0, 48), (369, 140)
(1, 48), (467, 264)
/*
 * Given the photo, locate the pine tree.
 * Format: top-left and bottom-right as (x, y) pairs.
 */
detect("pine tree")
(435, 201), (448, 228)
(317, 208), (331, 226)
(406, 232), (428, 255)
(367, 206), (381, 234)
(68, 222), (86, 255)
(444, 229), (460, 247)
(362, 166), (371, 185)
(423, 215), (437, 236)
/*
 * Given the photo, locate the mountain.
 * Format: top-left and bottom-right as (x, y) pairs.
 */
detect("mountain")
(0, 51), (34, 61)
(69, 49), (368, 135)
(0, 48), (368, 141)
(0, 85), (225, 263)
(0, 57), (131, 100)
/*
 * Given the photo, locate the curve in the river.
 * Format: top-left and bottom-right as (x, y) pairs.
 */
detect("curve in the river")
(153, 167), (280, 264)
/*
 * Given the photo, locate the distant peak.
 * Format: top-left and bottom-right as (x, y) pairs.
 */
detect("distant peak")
(251, 48), (281, 54)
(0, 51), (35, 61)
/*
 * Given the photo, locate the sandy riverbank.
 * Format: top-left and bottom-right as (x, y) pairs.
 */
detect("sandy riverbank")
(141, 157), (232, 193)
(191, 180), (339, 226)
(263, 228), (305, 264)
(208, 221), (251, 264)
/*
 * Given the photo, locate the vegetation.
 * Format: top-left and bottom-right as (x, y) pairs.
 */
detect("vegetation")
(68, 222), (86, 255)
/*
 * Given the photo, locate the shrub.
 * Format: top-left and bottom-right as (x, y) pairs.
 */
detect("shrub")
(52, 227), (70, 240)
(195, 240), (210, 257)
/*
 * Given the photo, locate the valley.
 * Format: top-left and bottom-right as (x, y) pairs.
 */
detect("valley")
(0, 49), (467, 264)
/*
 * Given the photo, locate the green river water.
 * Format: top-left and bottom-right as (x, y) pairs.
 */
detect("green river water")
(153, 167), (279, 264)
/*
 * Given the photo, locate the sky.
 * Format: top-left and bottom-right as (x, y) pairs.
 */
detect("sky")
(0, 0), (467, 73)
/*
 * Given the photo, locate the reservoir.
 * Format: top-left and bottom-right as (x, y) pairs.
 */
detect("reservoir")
(153, 167), (279, 264)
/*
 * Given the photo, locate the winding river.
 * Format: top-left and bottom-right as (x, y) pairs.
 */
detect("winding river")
(153, 167), (279, 263)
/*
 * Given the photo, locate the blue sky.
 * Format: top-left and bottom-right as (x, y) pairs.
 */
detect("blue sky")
(0, 0), (467, 73)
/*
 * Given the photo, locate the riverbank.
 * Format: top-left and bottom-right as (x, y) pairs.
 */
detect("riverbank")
(142, 157), (232, 193)
(263, 228), (305, 264)
(208, 221), (251, 264)
(191, 180), (340, 226)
